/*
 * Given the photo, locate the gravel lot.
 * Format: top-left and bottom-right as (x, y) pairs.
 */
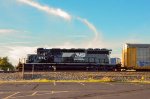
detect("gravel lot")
(0, 72), (150, 81)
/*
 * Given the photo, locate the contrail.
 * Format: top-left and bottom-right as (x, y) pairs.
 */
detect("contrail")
(5, 0), (104, 65)
(17, 0), (101, 48)
(18, 0), (71, 20)
(77, 17), (99, 43)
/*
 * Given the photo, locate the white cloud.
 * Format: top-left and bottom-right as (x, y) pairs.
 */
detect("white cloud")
(17, 0), (71, 20)
(0, 29), (19, 34)
(68, 34), (87, 38)
(0, 42), (30, 46)
(6, 46), (37, 65)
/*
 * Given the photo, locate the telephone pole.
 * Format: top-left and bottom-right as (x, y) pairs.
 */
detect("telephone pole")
(22, 58), (25, 80)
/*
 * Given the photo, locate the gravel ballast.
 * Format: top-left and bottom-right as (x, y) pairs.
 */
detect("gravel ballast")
(0, 72), (150, 82)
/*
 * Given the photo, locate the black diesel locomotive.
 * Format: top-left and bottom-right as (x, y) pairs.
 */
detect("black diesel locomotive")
(23, 48), (119, 71)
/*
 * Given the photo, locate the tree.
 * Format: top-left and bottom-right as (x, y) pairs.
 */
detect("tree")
(0, 57), (14, 71)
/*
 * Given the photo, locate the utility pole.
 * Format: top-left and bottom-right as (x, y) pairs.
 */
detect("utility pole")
(32, 64), (34, 79)
(22, 58), (25, 80)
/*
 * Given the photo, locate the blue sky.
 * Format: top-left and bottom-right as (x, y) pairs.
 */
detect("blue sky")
(0, 0), (150, 65)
